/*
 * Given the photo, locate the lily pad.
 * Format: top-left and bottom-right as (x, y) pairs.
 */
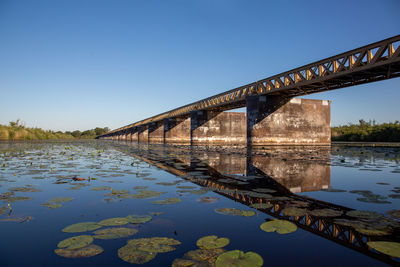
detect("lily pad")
(367, 241), (400, 258)
(308, 209), (343, 217)
(282, 207), (308, 217)
(215, 208), (255, 217)
(196, 235), (230, 249)
(387, 210), (400, 219)
(62, 222), (102, 233)
(132, 190), (166, 199)
(215, 250), (263, 267)
(93, 227), (138, 239)
(55, 244), (103, 258)
(49, 197), (73, 203)
(133, 186), (148, 190)
(57, 235), (93, 250)
(171, 258), (197, 267)
(346, 210), (383, 219)
(125, 214), (152, 224)
(90, 186), (110, 191)
(181, 248), (226, 265)
(2, 196), (32, 203)
(197, 196), (219, 203)
(9, 187), (41, 192)
(250, 203), (273, 209)
(98, 217), (130, 226)
(152, 198), (181, 205)
(177, 186), (197, 189)
(321, 188), (347, 192)
(260, 220), (297, 234)
(118, 245), (157, 264)
(127, 237), (181, 253)
(0, 207), (7, 215)
(252, 188), (276, 193)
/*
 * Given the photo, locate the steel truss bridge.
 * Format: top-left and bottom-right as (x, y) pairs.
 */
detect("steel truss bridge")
(102, 35), (400, 137)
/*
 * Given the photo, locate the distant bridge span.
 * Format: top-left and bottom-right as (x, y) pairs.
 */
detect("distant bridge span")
(100, 35), (400, 145)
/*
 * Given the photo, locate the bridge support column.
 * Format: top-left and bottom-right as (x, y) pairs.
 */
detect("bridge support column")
(191, 111), (246, 145)
(246, 96), (331, 145)
(148, 122), (164, 144)
(138, 125), (149, 143)
(164, 117), (191, 145)
(131, 128), (139, 142)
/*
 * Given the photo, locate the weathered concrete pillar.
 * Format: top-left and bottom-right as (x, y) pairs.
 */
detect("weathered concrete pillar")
(131, 128), (139, 142)
(138, 125), (149, 143)
(246, 96), (330, 145)
(148, 121), (164, 144)
(191, 111), (246, 145)
(164, 117), (191, 144)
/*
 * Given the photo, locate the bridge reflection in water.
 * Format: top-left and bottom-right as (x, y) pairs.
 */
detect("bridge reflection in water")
(114, 142), (399, 266)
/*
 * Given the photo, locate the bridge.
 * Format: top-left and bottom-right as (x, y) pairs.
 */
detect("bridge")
(113, 143), (400, 266)
(99, 35), (400, 145)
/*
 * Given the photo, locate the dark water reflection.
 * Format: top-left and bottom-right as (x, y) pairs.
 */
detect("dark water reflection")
(0, 141), (399, 266)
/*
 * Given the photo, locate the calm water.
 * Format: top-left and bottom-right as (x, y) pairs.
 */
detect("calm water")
(0, 141), (399, 266)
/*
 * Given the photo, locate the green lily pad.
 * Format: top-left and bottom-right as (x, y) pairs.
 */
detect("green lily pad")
(152, 198), (181, 205)
(98, 217), (130, 226)
(90, 186), (110, 191)
(41, 202), (62, 209)
(183, 248), (226, 265)
(260, 220), (297, 234)
(125, 214), (152, 224)
(118, 244), (157, 264)
(9, 187), (41, 192)
(389, 194), (400, 199)
(282, 207), (308, 217)
(308, 209), (343, 217)
(290, 200), (310, 207)
(133, 186), (148, 190)
(177, 186), (197, 189)
(321, 188), (347, 192)
(171, 258), (197, 267)
(250, 203), (273, 209)
(367, 241), (400, 258)
(127, 237), (181, 253)
(93, 227), (138, 239)
(55, 244), (103, 258)
(252, 188), (276, 193)
(132, 190), (167, 199)
(346, 210), (383, 219)
(196, 235), (230, 249)
(57, 235), (93, 250)
(62, 222), (102, 233)
(215, 208), (255, 217)
(387, 210), (400, 219)
(334, 219), (393, 236)
(215, 250), (263, 267)
(49, 197), (73, 203)
(197, 197), (219, 203)
(2, 196), (32, 203)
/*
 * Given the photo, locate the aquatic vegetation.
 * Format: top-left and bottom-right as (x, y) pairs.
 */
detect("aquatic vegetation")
(98, 217), (130, 226)
(215, 250), (263, 267)
(90, 186), (110, 191)
(133, 186), (148, 190)
(152, 197), (181, 205)
(250, 203), (273, 209)
(289, 200), (310, 207)
(197, 196), (219, 203)
(346, 210), (383, 219)
(55, 244), (104, 258)
(9, 187), (41, 192)
(321, 188), (347, 192)
(156, 182), (178, 186)
(388, 194), (400, 199)
(48, 197), (73, 203)
(252, 188), (276, 193)
(282, 207), (308, 217)
(131, 190), (167, 199)
(118, 245), (157, 264)
(260, 220), (297, 234)
(386, 210), (400, 218)
(173, 248), (226, 266)
(0, 206), (7, 215)
(196, 235), (230, 249)
(118, 237), (181, 264)
(93, 227), (138, 239)
(177, 185), (197, 189)
(349, 190), (391, 204)
(215, 208), (255, 217)
(308, 209), (343, 217)
(62, 222), (102, 233)
(334, 218), (396, 236)
(1, 196), (32, 203)
(57, 235), (94, 250)
(125, 214), (152, 224)
(367, 241), (400, 258)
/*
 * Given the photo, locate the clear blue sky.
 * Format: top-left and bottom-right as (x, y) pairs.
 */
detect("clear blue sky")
(0, 0), (399, 131)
